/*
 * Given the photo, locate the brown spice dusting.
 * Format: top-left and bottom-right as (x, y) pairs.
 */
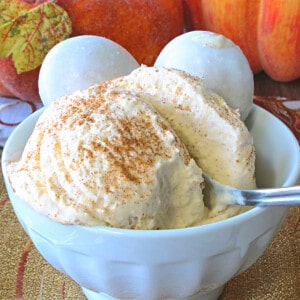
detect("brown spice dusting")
(42, 88), (180, 202)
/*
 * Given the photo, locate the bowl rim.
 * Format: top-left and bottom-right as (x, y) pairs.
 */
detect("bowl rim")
(2, 104), (299, 237)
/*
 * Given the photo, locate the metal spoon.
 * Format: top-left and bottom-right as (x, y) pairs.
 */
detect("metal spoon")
(203, 173), (300, 206)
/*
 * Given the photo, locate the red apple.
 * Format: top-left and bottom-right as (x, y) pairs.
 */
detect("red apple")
(257, 0), (300, 81)
(0, 58), (41, 102)
(183, 0), (204, 31)
(183, 0), (262, 74)
(0, 77), (15, 98)
(0, 0), (59, 102)
(183, 0), (300, 81)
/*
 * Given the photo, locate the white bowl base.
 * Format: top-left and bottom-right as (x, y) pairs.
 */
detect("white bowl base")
(81, 285), (225, 300)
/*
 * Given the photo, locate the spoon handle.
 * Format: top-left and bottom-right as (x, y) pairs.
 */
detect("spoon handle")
(237, 186), (300, 206)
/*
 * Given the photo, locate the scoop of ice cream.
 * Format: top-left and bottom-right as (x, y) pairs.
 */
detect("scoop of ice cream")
(103, 66), (256, 188)
(102, 66), (256, 221)
(7, 88), (204, 229)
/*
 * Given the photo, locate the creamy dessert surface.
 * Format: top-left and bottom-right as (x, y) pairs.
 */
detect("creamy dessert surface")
(7, 67), (256, 229)
(102, 66), (256, 221)
(7, 88), (205, 229)
(102, 66), (256, 188)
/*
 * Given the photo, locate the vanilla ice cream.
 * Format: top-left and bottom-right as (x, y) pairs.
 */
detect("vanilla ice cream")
(102, 66), (256, 222)
(7, 88), (205, 229)
(7, 67), (256, 229)
(103, 66), (256, 188)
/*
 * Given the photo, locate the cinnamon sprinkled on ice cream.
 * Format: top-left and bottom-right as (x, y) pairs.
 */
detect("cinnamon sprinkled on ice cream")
(103, 66), (256, 190)
(7, 67), (256, 229)
(103, 66), (256, 222)
(7, 88), (205, 229)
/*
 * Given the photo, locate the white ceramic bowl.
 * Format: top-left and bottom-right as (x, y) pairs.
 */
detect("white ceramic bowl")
(2, 105), (300, 300)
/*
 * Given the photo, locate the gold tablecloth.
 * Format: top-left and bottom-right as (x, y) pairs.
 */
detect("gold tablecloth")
(1, 96), (300, 299)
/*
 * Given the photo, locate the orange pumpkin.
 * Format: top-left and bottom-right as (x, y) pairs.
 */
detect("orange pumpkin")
(183, 0), (300, 82)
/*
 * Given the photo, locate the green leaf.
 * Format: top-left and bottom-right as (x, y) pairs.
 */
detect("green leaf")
(0, 0), (29, 24)
(0, 1), (72, 74)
